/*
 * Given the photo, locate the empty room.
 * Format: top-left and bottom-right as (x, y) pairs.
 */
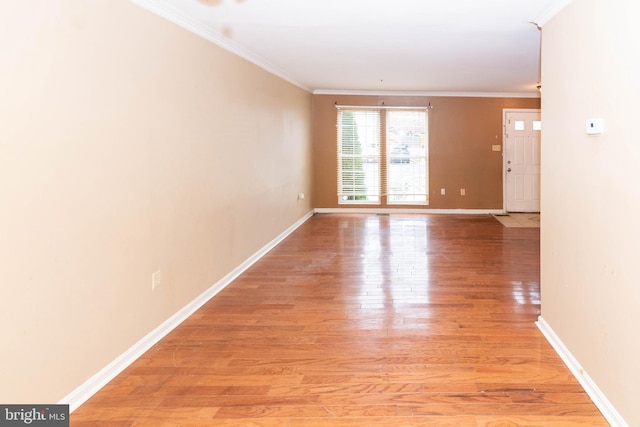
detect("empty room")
(1, 0), (638, 426)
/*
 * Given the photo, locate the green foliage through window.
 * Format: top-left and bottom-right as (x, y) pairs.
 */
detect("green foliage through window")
(337, 110), (380, 203)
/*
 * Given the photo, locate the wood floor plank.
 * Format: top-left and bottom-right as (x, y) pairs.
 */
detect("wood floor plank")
(71, 214), (608, 426)
(476, 415), (610, 426)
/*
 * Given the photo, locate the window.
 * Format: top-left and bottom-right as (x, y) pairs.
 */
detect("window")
(337, 109), (381, 203)
(386, 110), (428, 204)
(337, 107), (429, 205)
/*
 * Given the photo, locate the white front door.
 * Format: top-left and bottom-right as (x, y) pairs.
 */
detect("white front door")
(504, 110), (541, 213)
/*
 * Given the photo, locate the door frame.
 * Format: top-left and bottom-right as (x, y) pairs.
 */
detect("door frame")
(502, 108), (541, 213)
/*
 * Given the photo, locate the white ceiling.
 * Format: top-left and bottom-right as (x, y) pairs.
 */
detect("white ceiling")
(134, 0), (569, 96)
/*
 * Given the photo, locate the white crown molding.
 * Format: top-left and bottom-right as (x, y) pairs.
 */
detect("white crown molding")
(129, 0), (312, 92)
(313, 89), (540, 99)
(61, 210), (314, 412)
(536, 316), (629, 427)
(531, 0), (575, 27)
(129, 0), (544, 98)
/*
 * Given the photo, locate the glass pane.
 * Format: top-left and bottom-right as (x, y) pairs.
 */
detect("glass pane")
(338, 110), (380, 203)
(386, 110), (428, 204)
(514, 120), (525, 131)
(533, 120), (542, 131)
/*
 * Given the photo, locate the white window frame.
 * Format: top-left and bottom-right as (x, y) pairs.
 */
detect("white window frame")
(336, 106), (429, 206)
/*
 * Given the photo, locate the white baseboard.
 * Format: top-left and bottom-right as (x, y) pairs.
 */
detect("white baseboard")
(536, 316), (628, 427)
(61, 210), (314, 412)
(314, 208), (503, 215)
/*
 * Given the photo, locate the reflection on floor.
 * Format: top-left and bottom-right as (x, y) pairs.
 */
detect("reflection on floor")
(72, 214), (607, 426)
(493, 213), (540, 228)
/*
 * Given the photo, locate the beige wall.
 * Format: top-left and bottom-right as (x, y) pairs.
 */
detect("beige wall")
(0, 0), (313, 403)
(541, 0), (640, 424)
(313, 95), (539, 209)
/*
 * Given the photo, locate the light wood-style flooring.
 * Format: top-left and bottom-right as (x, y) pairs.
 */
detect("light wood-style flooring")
(71, 213), (608, 426)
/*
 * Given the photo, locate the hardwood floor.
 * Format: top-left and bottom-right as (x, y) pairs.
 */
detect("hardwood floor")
(71, 214), (608, 426)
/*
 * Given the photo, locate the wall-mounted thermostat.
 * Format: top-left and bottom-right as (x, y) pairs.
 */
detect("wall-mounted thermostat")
(586, 118), (604, 135)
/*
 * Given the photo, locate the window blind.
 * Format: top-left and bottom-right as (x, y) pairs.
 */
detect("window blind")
(336, 109), (381, 203)
(336, 107), (429, 206)
(386, 110), (428, 204)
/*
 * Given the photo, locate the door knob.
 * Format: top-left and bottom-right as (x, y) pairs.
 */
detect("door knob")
(507, 168), (512, 172)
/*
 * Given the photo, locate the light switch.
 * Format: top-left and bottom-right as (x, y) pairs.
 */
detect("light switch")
(586, 118), (604, 135)
(492, 145), (501, 152)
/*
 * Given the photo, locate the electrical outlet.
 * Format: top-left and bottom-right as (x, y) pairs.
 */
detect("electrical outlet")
(586, 118), (604, 135)
(152, 271), (161, 290)
(440, 188), (445, 195)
